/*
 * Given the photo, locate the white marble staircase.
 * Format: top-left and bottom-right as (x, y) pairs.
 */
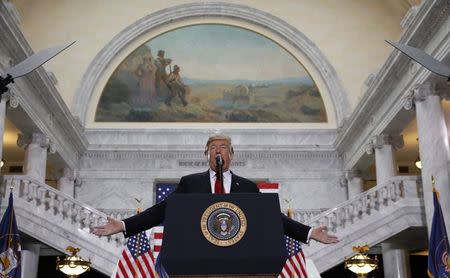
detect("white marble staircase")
(0, 175), (126, 275)
(303, 175), (425, 273)
(0, 175), (425, 276)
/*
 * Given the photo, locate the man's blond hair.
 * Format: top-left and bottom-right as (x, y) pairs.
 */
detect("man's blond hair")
(204, 134), (234, 155)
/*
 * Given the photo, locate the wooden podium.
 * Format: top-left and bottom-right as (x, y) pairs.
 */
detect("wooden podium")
(159, 193), (287, 277)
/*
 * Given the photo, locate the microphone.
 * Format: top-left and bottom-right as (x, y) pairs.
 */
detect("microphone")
(216, 154), (223, 166)
(215, 154), (224, 192)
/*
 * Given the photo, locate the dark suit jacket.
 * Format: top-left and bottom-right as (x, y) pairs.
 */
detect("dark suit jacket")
(123, 171), (312, 243)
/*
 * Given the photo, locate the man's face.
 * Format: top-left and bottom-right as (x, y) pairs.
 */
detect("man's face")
(207, 139), (233, 171)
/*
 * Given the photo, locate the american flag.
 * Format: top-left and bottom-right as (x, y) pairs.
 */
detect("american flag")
(257, 183), (308, 278)
(150, 183), (177, 259)
(115, 230), (156, 278)
(279, 236), (308, 278)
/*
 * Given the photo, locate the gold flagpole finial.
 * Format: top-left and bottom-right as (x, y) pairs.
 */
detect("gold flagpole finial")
(135, 198), (143, 214)
(287, 208), (294, 219)
(431, 176), (440, 198)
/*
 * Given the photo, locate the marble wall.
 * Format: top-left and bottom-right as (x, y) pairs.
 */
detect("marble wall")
(77, 149), (346, 211)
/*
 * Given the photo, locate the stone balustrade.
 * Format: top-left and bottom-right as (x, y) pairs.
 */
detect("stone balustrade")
(306, 176), (421, 232)
(291, 208), (328, 224)
(0, 175), (124, 274)
(303, 176), (424, 272)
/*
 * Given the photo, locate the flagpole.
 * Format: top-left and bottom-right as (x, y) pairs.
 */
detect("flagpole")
(5, 185), (15, 277)
(286, 208), (296, 278)
(134, 199), (143, 278)
(3, 185), (14, 277)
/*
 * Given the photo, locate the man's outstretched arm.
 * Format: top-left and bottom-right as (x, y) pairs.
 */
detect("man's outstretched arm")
(92, 216), (124, 236)
(310, 226), (339, 244)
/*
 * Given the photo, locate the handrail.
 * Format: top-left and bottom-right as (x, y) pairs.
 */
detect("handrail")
(306, 176), (421, 232)
(0, 175), (125, 247)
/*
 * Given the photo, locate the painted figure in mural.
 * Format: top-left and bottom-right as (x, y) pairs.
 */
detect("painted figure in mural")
(134, 56), (157, 103)
(154, 50), (172, 92)
(165, 65), (189, 107)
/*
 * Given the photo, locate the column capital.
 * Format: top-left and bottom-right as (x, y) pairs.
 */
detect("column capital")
(340, 169), (362, 187)
(17, 133), (56, 153)
(436, 83), (450, 100)
(403, 82), (435, 110)
(404, 82), (450, 110)
(374, 134), (404, 149)
(366, 134), (404, 154)
(345, 169), (362, 180)
(1, 91), (19, 108)
(413, 82), (437, 102)
(365, 140), (375, 155)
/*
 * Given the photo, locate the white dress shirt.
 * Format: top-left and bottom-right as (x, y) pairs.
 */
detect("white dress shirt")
(209, 168), (232, 193)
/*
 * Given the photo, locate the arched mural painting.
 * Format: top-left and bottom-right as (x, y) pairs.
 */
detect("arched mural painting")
(95, 24), (327, 123)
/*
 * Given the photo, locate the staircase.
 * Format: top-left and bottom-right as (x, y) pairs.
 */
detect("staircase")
(0, 175), (126, 275)
(303, 175), (425, 272)
(0, 175), (425, 276)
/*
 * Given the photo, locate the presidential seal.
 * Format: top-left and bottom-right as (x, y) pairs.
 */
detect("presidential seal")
(200, 202), (247, 247)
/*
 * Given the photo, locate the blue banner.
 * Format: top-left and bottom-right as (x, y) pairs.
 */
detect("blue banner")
(428, 190), (450, 278)
(0, 192), (21, 278)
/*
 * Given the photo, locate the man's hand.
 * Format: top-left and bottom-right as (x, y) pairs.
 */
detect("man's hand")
(310, 226), (339, 244)
(91, 217), (124, 236)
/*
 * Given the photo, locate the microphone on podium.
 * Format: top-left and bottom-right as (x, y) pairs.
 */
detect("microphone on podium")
(216, 154), (223, 167)
(215, 154), (224, 193)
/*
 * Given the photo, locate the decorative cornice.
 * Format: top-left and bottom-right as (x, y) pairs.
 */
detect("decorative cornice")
(73, 1), (349, 127)
(337, 0), (450, 170)
(400, 5), (420, 30)
(0, 3), (88, 168)
(82, 150), (341, 160)
(2, 0), (20, 25)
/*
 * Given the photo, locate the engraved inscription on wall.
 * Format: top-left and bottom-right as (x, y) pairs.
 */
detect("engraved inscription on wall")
(178, 160), (246, 167)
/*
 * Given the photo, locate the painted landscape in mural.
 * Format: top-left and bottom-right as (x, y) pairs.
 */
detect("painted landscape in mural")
(95, 24), (327, 122)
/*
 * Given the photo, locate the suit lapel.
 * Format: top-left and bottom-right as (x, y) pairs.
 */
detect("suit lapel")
(201, 170), (212, 193)
(230, 172), (240, 193)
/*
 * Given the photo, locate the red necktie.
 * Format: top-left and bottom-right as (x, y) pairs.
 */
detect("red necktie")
(214, 176), (222, 194)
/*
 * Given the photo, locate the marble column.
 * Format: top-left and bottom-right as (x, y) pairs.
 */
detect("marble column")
(406, 81), (450, 236)
(345, 170), (363, 199)
(57, 167), (75, 197)
(366, 134), (407, 277)
(381, 243), (411, 278)
(366, 134), (404, 184)
(21, 243), (40, 278)
(17, 133), (55, 183)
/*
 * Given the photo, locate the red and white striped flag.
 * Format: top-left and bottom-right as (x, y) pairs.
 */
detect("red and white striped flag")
(278, 237), (308, 278)
(149, 226), (164, 259)
(149, 183), (178, 261)
(115, 231), (156, 278)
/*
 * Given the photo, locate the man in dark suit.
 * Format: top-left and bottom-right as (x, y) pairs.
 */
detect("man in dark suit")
(93, 134), (338, 245)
